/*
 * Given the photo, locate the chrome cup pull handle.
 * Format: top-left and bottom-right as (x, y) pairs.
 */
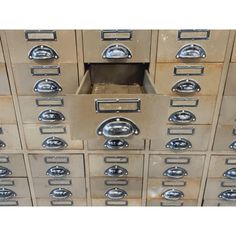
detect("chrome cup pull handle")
(105, 187), (128, 200)
(162, 189), (184, 201)
(223, 168), (236, 180)
(172, 79), (201, 94)
(42, 136), (68, 150)
(104, 139), (129, 150)
(0, 140), (6, 149)
(168, 110), (196, 124)
(46, 165), (70, 177)
(218, 189), (236, 201)
(229, 141), (236, 150)
(33, 79), (62, 94)
(28, 45), (59, 60)
(0, 188), (16, 200)
(176, 44), (206, 59)
(0, 166), (12, 177)
(38, 109), (65, 123)
(104, 165), (128, 177)
(102, 44), (132, 59)
(97, 117), (139, 138)
(166, 138), (192, 151)
(163, 166), (188, 179)
(49, 188), (72, 199)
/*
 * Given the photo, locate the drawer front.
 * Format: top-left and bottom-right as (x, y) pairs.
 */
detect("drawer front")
(147, 199), (197, 206)
(203, 200), (236, 206)
(0, 178), (30, 198)
(0, 64), (10, 95)
(87, 138), (145, 150)
(149, 155), (205, 178)
(13, 63), (79, 95)
(204, 178), (236, 200)
(6, 30), (77, 63)
(213, 124), (236, 152)
(218, 96), (236, 125)
(91, 198), (142, 206)
(0, 198), (32, 206)
(29, 154), (84, 178)
(90, 177), (142, 198)
(224, 63), (236, 96)
(23, 124), (83, 150)
(0, 154), (26, 177)
(0, 97), (16, 123)
(231, 37), (236, 62)
(208, 155), (236, 178)
(157, 30), (229, 62)
(33, 178), (86, 198)
(18, 96), (71, 124)
(147, 178), (201, 200)
(89, 154), (143, 177)
(0, 125), (21, 150)
(82, 30), (151, 63)
(155, 63), (223, 96)
(36, 198), (86, 206)
(150, 125), (211, 151)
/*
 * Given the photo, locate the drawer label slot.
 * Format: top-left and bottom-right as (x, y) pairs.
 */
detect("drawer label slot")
(44, 156), (69, 164)
(101, 30), (132, 40)
(165, 157), (190, 164)
(177, 29), (210, 40)
(39, 126), (66, 134)
(174, 65), (204, 76)
(31, 66), (60, 76)
(25, 30), (57, 41)
(36, 98), (64, 107)
(104, 156), (129, 164)
(162, 180), (186, 187)
(167, 127), (195, 135)
(105, 200), (128, 206)
(170, 98), (199, 107)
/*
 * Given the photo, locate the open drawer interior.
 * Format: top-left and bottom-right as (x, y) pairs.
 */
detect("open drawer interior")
(77, 64), (156, 94)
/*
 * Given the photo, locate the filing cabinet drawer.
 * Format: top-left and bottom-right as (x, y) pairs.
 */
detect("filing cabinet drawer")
(12, 63), (79, 95)
(208, 155), (236, 178)
(0, 125), (21, 150)
(0, 64), (10, 95)
(203, 200), (236, 206)
(147, 179), (201, 200)
(218, 96), (236, 124)
(91, 198), (142, 206)
(0, 198), (32, 206)
(157, 30), (229, 62)
(89, 154), (143, 177)
(0, 97), (16, 123)
(87, 138), (145, 150)
(6, 30), (77, 63)
(224, 63), (236, 95)
(149, 155), (205, 178)
(82, 30), (151, 63)
(155, 63), (223, 96)
(90, 177), (142, 198)
(213, 124), (236, 151)
(33, 178), (86, 198)
(231, 37), (236, 62)
(0, 178), (30, 198)
(204, 178), (236, 200)
(150, 125), (211, 151)
(18, 96), (71, 124)
(29, 153), (84, 178)
(36, 198), (86, 206)
(147, 199), (197, 206)
(23, 124), (83, 150)
(0, 154), (26, 177)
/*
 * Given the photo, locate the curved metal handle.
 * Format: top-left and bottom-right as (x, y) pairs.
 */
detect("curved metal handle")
(0, 140), (6, 149)
(49, 188), (72, 199)
(33, 79), (62, 94)
(38, 109), (65, 123)
(168, 110), (196, 124)
(102, 44), (132, 59)
(166, 138), (192, 151)
(218, 189), (236, 201)
(42, 136), (68, 150)
(97, 117), (139, 138)
(176, 44), (206, 59)
(0, 166), (12, 177)
(162, 189), (184, 201)
(28, 45), (59, 60)
(46, 165), (70, 177)
(163, 166), (188, 179)
(223, 168), (236, 179)
(229, 141), (236, 150)
(104, 165), (128, 177)
(105, 187), (128, 200)
(172, 79), (201, 94)
(104, 139), (129, 150)
(0, 188), (16, 200)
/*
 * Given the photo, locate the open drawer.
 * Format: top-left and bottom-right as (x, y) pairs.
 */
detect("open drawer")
(69, 64), (159, 140)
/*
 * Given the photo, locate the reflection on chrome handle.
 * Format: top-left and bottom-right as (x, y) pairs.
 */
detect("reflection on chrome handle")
(0, 166), (12, 177)
(38, 109), (65, 123)
(102, 44), (132, 59)
(218, 189), (236, 201)
(162, 189), (184, 201)
(28, 45), (59, 60)
(168, 110), (196, 124)
(49, 188), (72, 199)
(0, 188), (16, 200)
(42, 136), (68, 150)
(166, 138), (192, 150)
(176, 44), (206, 59)
(104, 165), (128, 177)
(104, 139), (129, 150)
(172, 79), (201, 94)
(46, 165), (70, 177)
(33, 79), (62, 94)
(163, 166), (188, 179)
(105, 187), (128, 200)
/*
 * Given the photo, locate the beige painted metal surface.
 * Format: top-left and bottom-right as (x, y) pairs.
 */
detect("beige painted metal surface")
(0, 198), (32, 206)
(0, 64), (10, 95)
(36, 198), (87, 206)
(224, 63), (236, 95)
(0, 96), (16, 123)
(203, 200), (236, 206)
(147, 199), (198, 206)
(91, 198), (142, 206)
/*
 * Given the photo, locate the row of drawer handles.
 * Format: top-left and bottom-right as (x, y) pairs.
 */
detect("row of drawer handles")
(28, 44), (206, 61)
